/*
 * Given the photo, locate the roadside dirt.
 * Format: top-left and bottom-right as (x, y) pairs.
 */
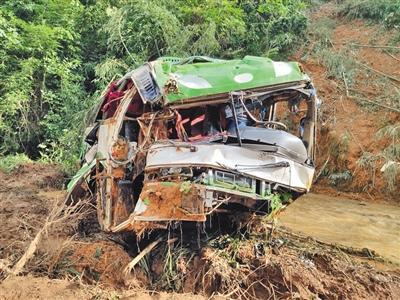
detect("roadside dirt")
(1, 164), (399, 299)
(0, 164), (66, 272)
(0, 275), (205, 300)
(295, 2), (400, 203)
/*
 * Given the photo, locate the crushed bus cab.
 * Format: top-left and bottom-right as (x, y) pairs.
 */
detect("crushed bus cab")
(67, 56), (319, 233)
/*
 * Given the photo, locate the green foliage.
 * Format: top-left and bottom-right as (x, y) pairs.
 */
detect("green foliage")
(0, 153), (31, 173)
(241, 0), (308, 58)
(309, 17), (337, 50)
(341, 0), (400, 28)
(357, 152), (379, 170)
(158, 243), (193, 291)
(101, 0), (309, 72)
(0, 0), (310, 173)
(317, 49), (357, 84)
(264, 190), (292, 212)
(376, 124), (400, 143)
(209, 233), (244, 268)
(0, 0), (90, 172)
(308, 17), (357, 85)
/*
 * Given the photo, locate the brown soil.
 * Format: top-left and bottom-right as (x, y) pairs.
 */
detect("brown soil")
(0, 275), (205, 300)
(295, 3), (400, 203)
(136, 230), (400, 299)
(138, 182), (205, 221)
(67, 241), (132, 287)
(1, 164), (399, 299)
(0, 163), (66, 272)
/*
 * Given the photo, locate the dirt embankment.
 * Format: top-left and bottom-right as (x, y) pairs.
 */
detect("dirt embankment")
(1, 164), (400, 299)
(295, 3), (400, 203)
(0, 163), (130, 281)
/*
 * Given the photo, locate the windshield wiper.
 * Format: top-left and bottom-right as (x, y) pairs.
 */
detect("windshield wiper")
(235, 161), (290, 170)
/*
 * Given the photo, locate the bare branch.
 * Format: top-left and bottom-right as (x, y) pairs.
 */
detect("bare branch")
(347, 43), (400, 50)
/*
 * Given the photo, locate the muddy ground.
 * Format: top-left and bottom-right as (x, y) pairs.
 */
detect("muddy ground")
(280, 193), (400, 265)
(1, 164), (399, 299)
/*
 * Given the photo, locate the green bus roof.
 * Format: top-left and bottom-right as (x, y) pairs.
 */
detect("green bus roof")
(153, 56), (309, 104)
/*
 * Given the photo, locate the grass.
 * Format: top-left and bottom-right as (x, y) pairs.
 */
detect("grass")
(310, 17), (337, 49)
(382, 162), (399, 192)
(356, 125), (400, 192)
(0, 153), (32, 173)
(340, 0), (400, 28)
(306, 17), (358, 87)
(328, 170), (352, 186)
(317, 48), (357, 84)
(356, 152), (378, 188)
(301, 17), (336, 61)
(157, 243), (193, 291)
(377, 124), (400, 191)
(350, 76), (400, 112)
(319, 130), (353, 186)
(338, 0), (400, 114)
(329, 131), (350, 168)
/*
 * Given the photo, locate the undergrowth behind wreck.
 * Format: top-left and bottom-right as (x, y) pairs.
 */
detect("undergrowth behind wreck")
(0, 0), (310, 174)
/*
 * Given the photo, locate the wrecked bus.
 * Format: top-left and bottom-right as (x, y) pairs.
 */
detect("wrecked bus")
(67, 56), (318, 233)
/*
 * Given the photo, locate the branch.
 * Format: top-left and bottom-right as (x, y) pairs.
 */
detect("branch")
(342, 72), (349, 97)
(349, 95), (400, 113)
(7, 197), (89, 277)
(313, 156), (330, 183)
(124, 237), (178, 275)
(124, 237), (163, 275)
(384, 50), (400, 63)
(347, 43), (400, 50)
(355, 61), (400, 83)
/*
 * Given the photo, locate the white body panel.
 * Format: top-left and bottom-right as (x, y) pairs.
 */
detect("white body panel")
(146, 143), (314, 191)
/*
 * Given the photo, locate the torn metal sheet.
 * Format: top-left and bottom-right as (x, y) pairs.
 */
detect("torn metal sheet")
(146, 142), (314, 192)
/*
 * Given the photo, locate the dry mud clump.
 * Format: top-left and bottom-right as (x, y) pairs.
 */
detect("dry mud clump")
(66, 241), (132, 287)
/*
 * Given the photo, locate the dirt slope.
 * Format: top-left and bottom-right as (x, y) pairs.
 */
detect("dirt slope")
(296, 2), (400, 202)
(0, 164), (66, 268)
